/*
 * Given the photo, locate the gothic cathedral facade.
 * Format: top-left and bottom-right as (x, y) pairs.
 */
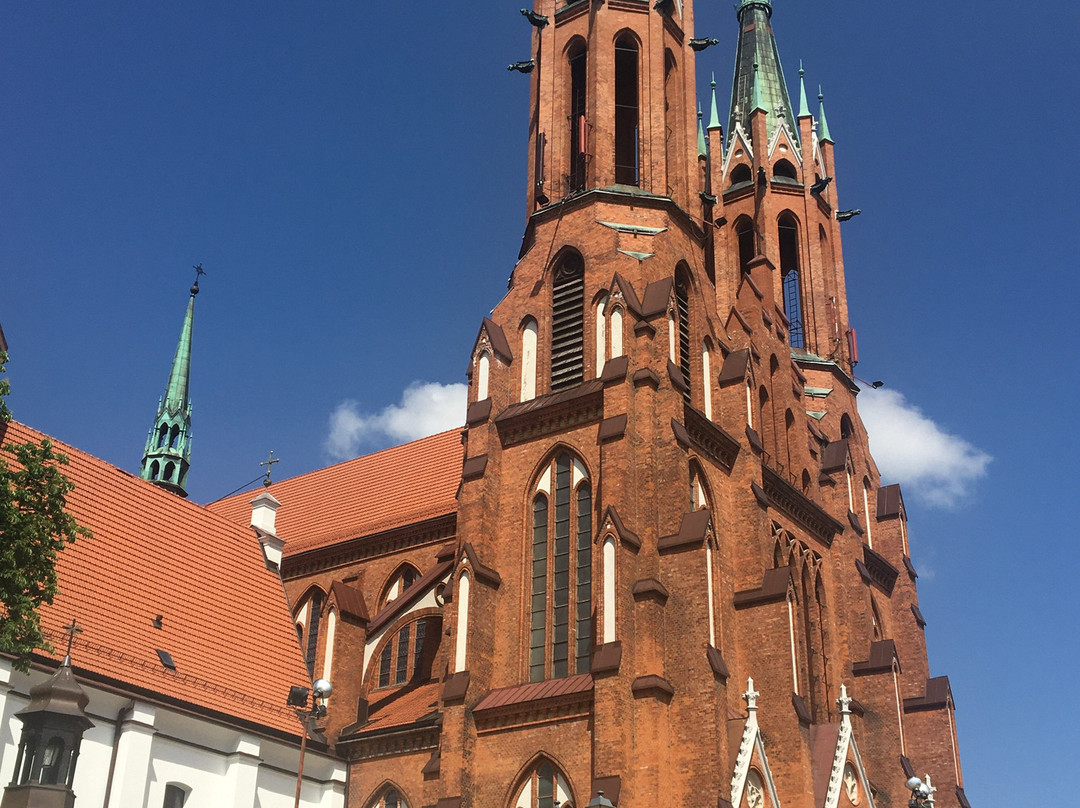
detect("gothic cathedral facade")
(223, 2), (969, 807)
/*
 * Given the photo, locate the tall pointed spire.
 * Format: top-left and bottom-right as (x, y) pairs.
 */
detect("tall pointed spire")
(708, 72), (721, 131)
(818, 86), (834, 143)
(727, 0), (797, 140)
(140, 268), (202, 498)
(798, 61), (810, 118)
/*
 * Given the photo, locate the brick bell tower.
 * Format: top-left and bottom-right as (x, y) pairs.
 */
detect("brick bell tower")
(428, 1), (967, 807)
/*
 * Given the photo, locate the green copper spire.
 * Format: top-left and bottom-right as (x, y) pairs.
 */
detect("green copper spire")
(818, 86), (833, 143)
(728, 0), (797, 142)
(697, 104), (707, 157)
(798, 61), (810, 118)
(708, 72), (721, 130)
(140, 269), (202, 498)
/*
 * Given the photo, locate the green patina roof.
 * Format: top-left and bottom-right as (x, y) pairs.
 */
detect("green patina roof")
(139, 280), (199, 496)
(164, 288), (196, 415)
(728, 0), (798, 144)
(818, 86), (833, 143)
(798, 61), (810, 118)
(708, 72), (721, 131)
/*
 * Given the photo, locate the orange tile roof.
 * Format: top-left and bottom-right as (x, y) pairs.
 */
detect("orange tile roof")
(208, 429), (463, 556)
(362, 680), (441, 733)
(1, 421), (314, 737)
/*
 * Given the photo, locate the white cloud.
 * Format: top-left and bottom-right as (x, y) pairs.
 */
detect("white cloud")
(325, 381), (467, 460)
(859, 387), (991, 508)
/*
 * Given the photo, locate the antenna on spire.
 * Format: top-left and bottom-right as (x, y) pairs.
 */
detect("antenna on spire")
(260, 450), (280, 487)
(191, 263), (206, 295)
(62, 618), (82, 666)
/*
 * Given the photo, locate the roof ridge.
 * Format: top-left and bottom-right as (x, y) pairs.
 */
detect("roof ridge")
(207, 426), (464, 507)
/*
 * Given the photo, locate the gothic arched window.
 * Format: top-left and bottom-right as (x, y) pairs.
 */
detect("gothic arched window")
(734, 216), (755, 273)
(529, 453), (592, 681)
(551, 254), (585, 391)
(380, 564), (421, 608)
(729, 163), (752, 187)
(778, 213), (805, 348)
(512, 760), (574, 808)
(376, 616), (438, 688)
(567, 39), (588, 193)
(369, 786), (408, 808)
(773, 159), (798, 180)
(614, 32), (640, 186)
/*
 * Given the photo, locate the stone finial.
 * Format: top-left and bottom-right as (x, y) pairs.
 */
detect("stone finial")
(837, 683), (852, 715)
(743, 677), (760, 711)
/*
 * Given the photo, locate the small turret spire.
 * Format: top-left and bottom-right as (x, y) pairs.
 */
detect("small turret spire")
(140, 267), (203, 498)
(708, 72), (721, 131)
(798, 61), (810, 118)
(818, 86), (834, 143)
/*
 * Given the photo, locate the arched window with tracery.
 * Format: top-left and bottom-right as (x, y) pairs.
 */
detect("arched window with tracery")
(529, 452), (592, 681)
(614, 32), (640, 186)
(375, 615), (440, 689)
(369, 786), (409, 808)
(511, 760), (574, 808)
(380, 564), (421, 608)
(551, 253), (585, 391)
(778, 213), (805, 348)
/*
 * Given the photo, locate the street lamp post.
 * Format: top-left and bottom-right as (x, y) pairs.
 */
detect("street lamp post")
(289, 678), (332, 808)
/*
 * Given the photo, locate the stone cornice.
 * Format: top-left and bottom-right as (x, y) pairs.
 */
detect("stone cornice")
(761, 465), (843, 547)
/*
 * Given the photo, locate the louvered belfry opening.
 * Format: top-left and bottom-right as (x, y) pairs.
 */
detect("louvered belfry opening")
(551, 254), (585, 391)
(675, 266), (692, 402)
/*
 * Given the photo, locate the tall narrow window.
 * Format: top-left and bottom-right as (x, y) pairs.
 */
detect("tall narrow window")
(304, 591), (323, 677)
(568, 40), (587, 192)
(675, 266), (692, 402)
(595, 295), (607, 376)
(529, 453), (592, 681)
(551, 254), (585, 391)
(322, 609), (336, 686)
(614, 34), (640, 186)
(521, 318), (538, 401)
(702, 340), (713, 419)
(477, 351), (490, 400)
(862, 478), (874, 547)
(455, 571), (470, 672)
(735, 217), (755, 273)
(610, 307), (623, 356)
(779, 214), (804, 348)
(664, 49), (681, 196)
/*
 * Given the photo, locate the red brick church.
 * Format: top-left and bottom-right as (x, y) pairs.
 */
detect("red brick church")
(213, 1), (968, 806)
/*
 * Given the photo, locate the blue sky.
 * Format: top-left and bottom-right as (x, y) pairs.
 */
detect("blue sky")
(3, 2), (1078, 804)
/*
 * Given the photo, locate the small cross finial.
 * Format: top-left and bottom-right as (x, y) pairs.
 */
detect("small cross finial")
(191, 263), (206, 295)
(260, 450), (280, 487)
(743, 677), (760, 710)
(62, 618), (82, 665)
(818, 85), (824, 103)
